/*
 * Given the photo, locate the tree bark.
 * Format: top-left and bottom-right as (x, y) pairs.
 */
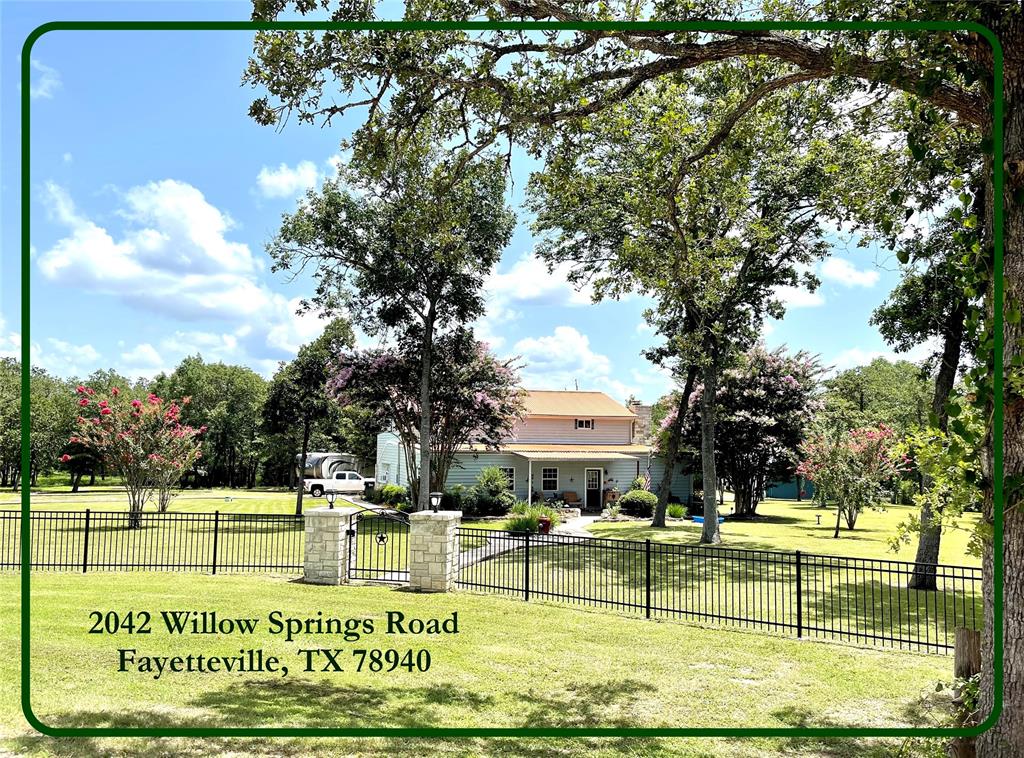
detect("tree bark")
(699, 357), (721, 544)
(416, 305), (437, 511)
(295, 414), (311, 516)
(910, 213), (972, 590)
(70, 472), (81, 493)
(651, 364), (698, 528)
(977, 12), (1024, 752)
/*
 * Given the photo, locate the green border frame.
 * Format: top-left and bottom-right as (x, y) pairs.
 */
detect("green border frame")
(20, 18), (1004, 740)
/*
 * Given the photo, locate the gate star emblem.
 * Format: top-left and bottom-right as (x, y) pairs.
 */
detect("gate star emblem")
(375, 532), (389, 545)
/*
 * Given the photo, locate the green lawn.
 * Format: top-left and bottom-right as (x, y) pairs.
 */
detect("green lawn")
(589, 498), (982, 567)
(1, 572), (959, 756)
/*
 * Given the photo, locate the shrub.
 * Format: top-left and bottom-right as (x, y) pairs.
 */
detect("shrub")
(471, 467), (516, 517)
(667, 503), (685, 519)
(376, 483), (409, 507)
(631, 476), (647, 492)
(506, 502), (560, 533)
(618, 489), (658, 517)
(441, 484), (476, 512)
(605, 504), (621, 520)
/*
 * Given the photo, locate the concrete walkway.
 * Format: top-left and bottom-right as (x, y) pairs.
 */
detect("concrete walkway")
(554, 514), (599, 538)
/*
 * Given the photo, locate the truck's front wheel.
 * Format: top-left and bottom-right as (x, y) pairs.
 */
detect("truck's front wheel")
(310, 485), (324, 497)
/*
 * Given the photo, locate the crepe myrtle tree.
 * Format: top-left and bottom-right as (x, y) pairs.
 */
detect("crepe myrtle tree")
(671, 346), (823, 519)
(327, 328), (525, 505)
(797, 424), (906, 539)
(68, 386), (204, 528)
(267, 146), (514, 511)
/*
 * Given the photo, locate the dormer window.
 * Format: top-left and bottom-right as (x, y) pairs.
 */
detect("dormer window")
(575, 418), (594, 430)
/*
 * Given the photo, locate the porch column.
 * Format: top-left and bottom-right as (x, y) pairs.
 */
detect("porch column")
(527, 460), (533, 504)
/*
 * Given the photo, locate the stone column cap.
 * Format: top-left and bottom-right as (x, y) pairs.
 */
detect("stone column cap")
(409, 510), (462, 521)
(305, 505), (361, 518)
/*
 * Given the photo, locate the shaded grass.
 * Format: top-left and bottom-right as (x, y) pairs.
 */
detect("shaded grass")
(0, 572), (955, 756)
(589, 499), (982, 567)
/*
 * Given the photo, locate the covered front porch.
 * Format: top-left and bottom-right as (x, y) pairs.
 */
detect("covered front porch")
(513, 450), (648, 512)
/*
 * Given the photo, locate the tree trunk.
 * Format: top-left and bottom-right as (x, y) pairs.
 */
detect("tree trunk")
(699, 358), (721, 544)
(416, 305), (436, 512)
(910, 209), (971, 590)
(70, 472), (81, 493)
(651, 364), (698, 528)
(89, 470), (95, 486)
(833, 500), (843, 539)
(977, 13), (1024, 752)
(295, 415), (311, 516)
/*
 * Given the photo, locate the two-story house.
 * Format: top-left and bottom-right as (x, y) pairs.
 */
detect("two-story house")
(374, 389), (692, 511)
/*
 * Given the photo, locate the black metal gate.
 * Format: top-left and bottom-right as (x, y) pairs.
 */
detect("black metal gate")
(347, 508), (410, 582)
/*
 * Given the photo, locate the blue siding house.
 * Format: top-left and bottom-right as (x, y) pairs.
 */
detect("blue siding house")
(375, 390), (692, 511)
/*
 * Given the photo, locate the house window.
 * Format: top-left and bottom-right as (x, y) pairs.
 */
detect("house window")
(575, 419), (594, 430)
(498, 467), (516, 491)
(541, 467), (558, 491)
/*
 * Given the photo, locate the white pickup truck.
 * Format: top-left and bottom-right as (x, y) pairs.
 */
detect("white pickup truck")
(303, 470), (375, 497)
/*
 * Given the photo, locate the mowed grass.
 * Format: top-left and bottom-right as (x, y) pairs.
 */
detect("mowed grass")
(589, 498), (982, 567)
(1, 572), (958, 757)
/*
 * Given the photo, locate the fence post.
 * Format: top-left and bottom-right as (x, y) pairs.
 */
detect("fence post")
(82, 509), (90, 573)
(211, 511), (220, 575)
(795, 550), (803, 639)
(645, 539), (652, 619)
(524, 531), (530, 602)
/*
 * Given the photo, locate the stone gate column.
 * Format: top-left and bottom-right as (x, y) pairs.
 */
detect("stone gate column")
(304, 506), (360, 585)
(408, 510), (462, 592)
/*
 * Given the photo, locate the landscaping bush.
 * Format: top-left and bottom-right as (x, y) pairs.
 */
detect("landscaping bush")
(506, 502), (561, 533)
(471, 467), (516, 517)
(667, 503), (685, 519)
(376, 483), (409, 508)
(618, 489), (658, 517)
(441, 484), (476, 513)
(631, 476), (648, 492)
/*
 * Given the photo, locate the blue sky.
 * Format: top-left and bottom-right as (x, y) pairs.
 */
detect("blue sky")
(1, 1), (929, 403)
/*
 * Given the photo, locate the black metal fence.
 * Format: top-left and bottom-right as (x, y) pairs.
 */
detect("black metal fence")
(1, 510), (303, 573)
(455, 528), (982, 654)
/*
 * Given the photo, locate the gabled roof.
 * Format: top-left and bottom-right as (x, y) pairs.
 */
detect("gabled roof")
(523, 390), (636, 418)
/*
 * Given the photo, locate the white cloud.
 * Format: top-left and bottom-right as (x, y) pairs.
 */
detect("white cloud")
(120, 343), (163, 368)
(256, 160), (321, 198)
(828, 337), (940, 374)
(512, 326), (638, 402)
(33, 338), (100, 377)
(35, 180), (344, 376)
(820, 257), (880, 288)
(62, 152), (72, 163)
(0, 317), (20, 359)
(30, 59), (61, 100)
(773, 285), (825, 308)
(485, 252), (595, 316)
(635, 321), (654, 335)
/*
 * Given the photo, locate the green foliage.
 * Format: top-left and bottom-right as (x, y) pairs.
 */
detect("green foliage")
(679, 345), (823, 517)
(506, 502), (561, 533)
(469, 467), (516, 517)
(667, 503), (686, 519)
(152, 355), (270, 488)
(819, 358), (933, 435)
(890, 400), (985, 558)
(617, 489), (658, 518)
(374, 483), (409, 508)
(799, 425), (905, 533)
(630, 476), (647, 492)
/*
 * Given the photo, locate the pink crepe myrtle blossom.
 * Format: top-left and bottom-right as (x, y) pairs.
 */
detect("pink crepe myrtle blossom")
(60, 454), (71, 463)
(76, 385), (86, 394)
(111, 387), (120, 396)
(78, 398), (90, 407)
(100, 407), (113, 416)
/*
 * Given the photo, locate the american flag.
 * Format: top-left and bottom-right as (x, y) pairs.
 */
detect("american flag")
(641, 466), (652, 491)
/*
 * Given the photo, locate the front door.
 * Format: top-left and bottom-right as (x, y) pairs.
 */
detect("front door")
(585, 468), (602, 511)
